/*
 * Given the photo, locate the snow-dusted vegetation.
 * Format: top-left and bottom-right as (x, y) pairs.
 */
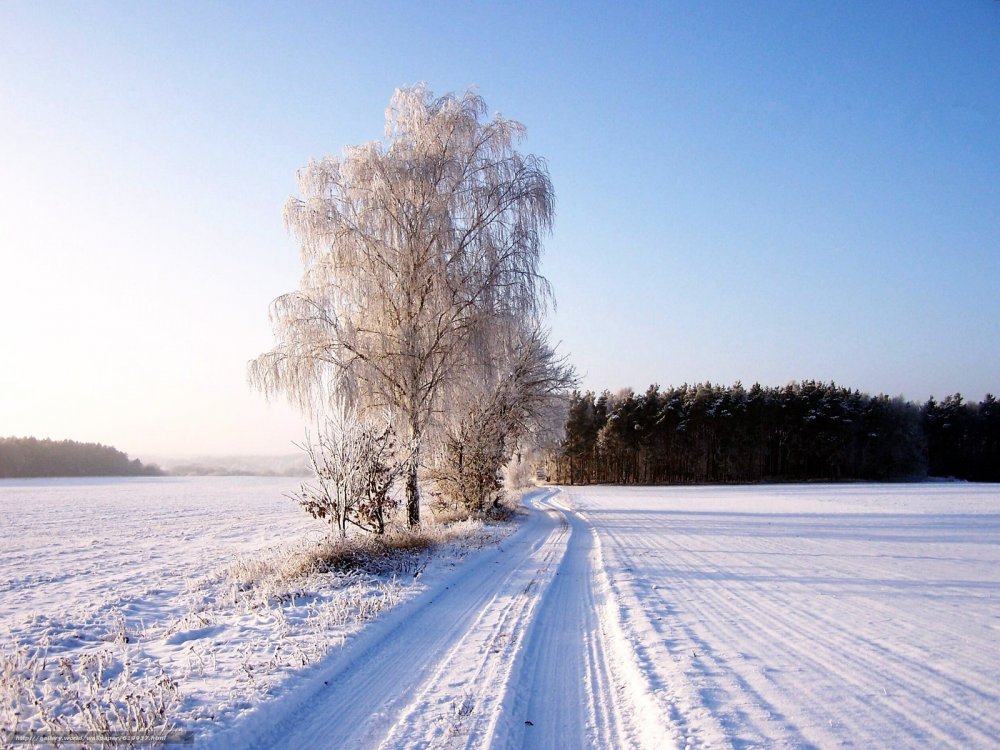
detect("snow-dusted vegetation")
(0, 477), (510, 747)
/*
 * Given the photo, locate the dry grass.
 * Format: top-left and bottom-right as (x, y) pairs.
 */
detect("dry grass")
(222, 521), (478, 603)
(430, 493), (524, 526)
(1, 635), (179, 749)
(286, 521), (493, 582)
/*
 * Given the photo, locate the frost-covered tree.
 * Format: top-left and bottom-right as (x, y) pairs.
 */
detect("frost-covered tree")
(249, 85), (555, 526)
(430, 328), (575, 514)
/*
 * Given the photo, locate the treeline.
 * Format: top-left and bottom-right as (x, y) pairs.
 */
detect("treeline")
(0, 437), (164, 478)
(550, 382), (999, 485)
(923, 393), (1000, 481)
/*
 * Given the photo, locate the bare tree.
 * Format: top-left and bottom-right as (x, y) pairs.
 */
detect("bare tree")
(250, 85), (555, 526)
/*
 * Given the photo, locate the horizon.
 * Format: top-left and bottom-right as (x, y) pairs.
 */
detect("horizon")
(3, 373), (994, 466)
(2, 1), (997, 458)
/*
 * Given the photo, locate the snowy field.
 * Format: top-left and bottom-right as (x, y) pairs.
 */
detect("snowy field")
(0, 477), (316, 625)
(2, 480), (998, 749)
(559, 484), (1000, 749)
(0, 477), (507, 747)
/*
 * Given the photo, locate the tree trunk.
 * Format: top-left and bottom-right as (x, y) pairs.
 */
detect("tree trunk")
(337, 487), (348, 538)
(405, 449), (420, 527)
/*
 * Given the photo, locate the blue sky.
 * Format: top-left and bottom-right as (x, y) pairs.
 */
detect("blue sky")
(1, 1), (997, 457)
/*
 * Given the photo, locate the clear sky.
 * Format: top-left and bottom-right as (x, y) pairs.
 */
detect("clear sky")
(1, 1), (998, 459)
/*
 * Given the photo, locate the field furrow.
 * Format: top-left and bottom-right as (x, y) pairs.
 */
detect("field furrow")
(567, 484), (1000, 750)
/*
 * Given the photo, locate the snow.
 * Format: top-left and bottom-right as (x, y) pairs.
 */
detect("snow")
(561, 484), (1000, 749)
(3, 479), (998, 748)
(226, 483), (997, 750)
(0, 477), (317, 624)
(0, 477), (510, 745)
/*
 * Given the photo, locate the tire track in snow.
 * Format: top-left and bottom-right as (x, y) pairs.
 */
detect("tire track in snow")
(646, 532), (999, 748)
(491, 492), (672, 750)
(373, 494), (571, 749)
(587, 524), (737, 750)
(607, 529), (938, 748)
(205, 489), (693, 750)
(203, 489), (568, 750)
(606, 536), (829, 749)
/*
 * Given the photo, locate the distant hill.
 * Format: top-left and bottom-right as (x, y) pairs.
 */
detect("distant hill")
(157, 453), (309, 477)
(0, 436), (164, 478)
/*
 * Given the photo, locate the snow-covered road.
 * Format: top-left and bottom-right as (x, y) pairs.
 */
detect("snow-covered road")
(208, 489), (663, 749)
(206, 483), (999, 750)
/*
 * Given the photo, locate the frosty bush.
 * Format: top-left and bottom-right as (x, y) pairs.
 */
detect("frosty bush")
(430, 412), (508, 515)
(292, 406), (401, 536)
(430, 330), (574, 515)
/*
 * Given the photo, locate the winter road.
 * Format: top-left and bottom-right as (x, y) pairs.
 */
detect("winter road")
(208, 489), (658, 749)
(205, 484), (1000, 749)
